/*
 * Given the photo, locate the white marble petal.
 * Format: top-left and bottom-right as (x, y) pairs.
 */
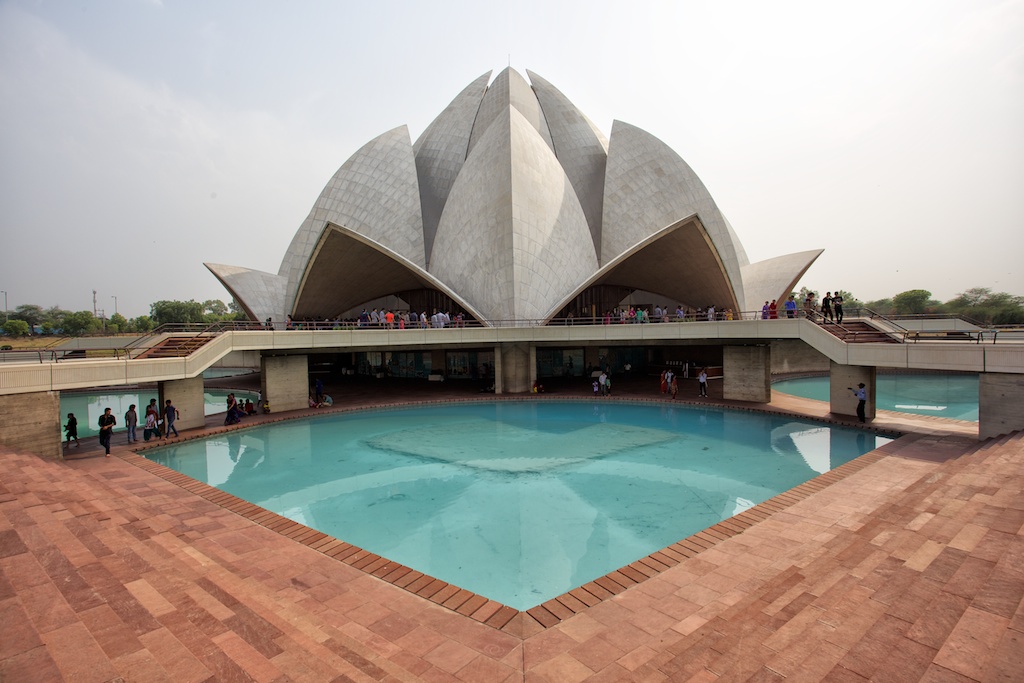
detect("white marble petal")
(432, 108), (597, 322)
(602, 120), (746, 307)
(414, 71), (491, 267)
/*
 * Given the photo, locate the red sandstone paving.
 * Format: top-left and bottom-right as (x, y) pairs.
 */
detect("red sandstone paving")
(2, 383), (1022, 681)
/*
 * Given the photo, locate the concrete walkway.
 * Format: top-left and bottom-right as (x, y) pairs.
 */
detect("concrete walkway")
(2, 378), (1020, 681)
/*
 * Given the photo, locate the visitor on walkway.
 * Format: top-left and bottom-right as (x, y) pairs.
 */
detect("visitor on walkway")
(124, 404), (138, 443)
(849, 383), (867, 423)
(698, 368), (709, 397)
(143, 411), (159, 441)
(98, 408), (116, 457)
(833, 291), (845, 323)
(163, 400), (180, 438)
(63, 413), (80, 449)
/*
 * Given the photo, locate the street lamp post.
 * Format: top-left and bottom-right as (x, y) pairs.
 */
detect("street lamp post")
(111, 295), (118, 317)
(1, 290), (7, 323)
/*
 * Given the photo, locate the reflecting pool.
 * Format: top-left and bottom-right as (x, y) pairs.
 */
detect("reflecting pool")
(143, 400), (891, 610)
(773, 373), (978, 421)
(61, 389), (259, 438)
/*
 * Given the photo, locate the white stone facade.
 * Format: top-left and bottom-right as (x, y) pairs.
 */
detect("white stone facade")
(207, 68), (821, 324)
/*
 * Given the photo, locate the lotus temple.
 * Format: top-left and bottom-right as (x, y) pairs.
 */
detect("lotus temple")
(2, 68), (1024, 682)
(206, 68), (821, 327)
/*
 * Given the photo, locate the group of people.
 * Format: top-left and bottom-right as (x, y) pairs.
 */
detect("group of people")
(63, 398), (180, 456)
(592, 370), (612, 396)
(757, 291), (845, 323)
(657, 367), (708, 398)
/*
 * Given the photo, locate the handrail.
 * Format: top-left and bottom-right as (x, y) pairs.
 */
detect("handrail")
(860, 307), (910, 334)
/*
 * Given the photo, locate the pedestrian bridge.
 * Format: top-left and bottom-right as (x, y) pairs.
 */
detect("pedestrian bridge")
(1, 317), (1022, 455)
(2, 317), (1022, 395)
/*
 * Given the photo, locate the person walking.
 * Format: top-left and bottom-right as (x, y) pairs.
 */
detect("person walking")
(63, 412), (80, 449)
(833, 291), (845, 324)
(849, 383), (867, 423)
(98, 407), (116, 457)
(698, 368), (709, 397)
(163, 399), (180, 438)
(124, 404), (138, 443)
(670, 376), (678, 400)
(821, 292), (834, 323)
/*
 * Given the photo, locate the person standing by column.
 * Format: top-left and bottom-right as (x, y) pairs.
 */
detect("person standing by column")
(63, 413), (80, 449)
(124, 404), (138, 443)
(849, 383), (867, 423)
(98, 407), (116, 457)
(698, 367), (709, 397)
(163, 399), (180, 438)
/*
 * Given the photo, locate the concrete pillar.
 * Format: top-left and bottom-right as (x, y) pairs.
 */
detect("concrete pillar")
(829, 362), (876, 421)
(494, 345), (503, 394)
(497, 342), (532, 394)
(723, 345), (771, 402)
(0, 391), (61, 459)
(158, 375), (205, 432)
(431, 350), (445, 377)
(261, 354), (309, 412)
(979, 373), (1024, 440)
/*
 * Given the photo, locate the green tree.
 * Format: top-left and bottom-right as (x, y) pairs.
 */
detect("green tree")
(892, 289), (935, 315)
(943, 288), (1024, 325)
(61, 311), (99, 336)
(3, 319), (30, 336)
(150, 300), (205, 325)
(228, 299), (249, 321)
(203, 299), (228, 317)
(108, 313), (128, 334)
(864, 298), (894, 315)
(13, 304), (44, 332)
(131, 315), (155, 332)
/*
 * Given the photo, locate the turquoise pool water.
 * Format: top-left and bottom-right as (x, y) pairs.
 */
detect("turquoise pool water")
(61, 389), (259, 438)
(143, 400), (890, 610)
(773, 374), (978, 421)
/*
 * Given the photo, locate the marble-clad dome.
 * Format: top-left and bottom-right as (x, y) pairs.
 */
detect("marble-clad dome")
(207, 68), (821, 324)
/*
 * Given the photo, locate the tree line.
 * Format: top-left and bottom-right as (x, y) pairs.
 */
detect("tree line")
(2, 287), (1022, 338)
(793, 287), (1024, 325)
(0, 299), (246, 337)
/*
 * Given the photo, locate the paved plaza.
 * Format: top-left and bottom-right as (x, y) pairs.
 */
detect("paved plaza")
(1, 378), (1021, 682)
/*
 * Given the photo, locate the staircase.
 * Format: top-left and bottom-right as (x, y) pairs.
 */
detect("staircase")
(133, 334), (217, 359)
(817, 320), (901, 343)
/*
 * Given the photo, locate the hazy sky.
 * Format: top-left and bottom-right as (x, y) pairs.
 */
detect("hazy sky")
(1, 0), (1021, 318)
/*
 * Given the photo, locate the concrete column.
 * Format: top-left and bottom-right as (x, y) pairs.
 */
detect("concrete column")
(158, 375), (205, 432)
(261, 354), (309, 413)
(493, 345), (503, 394)
(0, 391), (61, 459)
(497, 343), (532, 394)
(979, 373), (1024, 440)
(431, 350), (445, 377)
(829, 362), (876, 421)
(723, 345), (771, 402)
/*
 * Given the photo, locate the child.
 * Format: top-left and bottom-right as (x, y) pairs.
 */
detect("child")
(593, 380), (599, 395)
(63, 413), (80, 449)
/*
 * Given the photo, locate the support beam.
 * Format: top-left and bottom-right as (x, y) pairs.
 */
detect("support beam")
(158, 376), (205, 432)
(829, 362), (876, 422)
(261, 355), (309, 413)
(0, 391), (61, 459)
(497, 343), (532, 394)
(723, 345), (771, 402)
(979, 372), (1024, 440)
